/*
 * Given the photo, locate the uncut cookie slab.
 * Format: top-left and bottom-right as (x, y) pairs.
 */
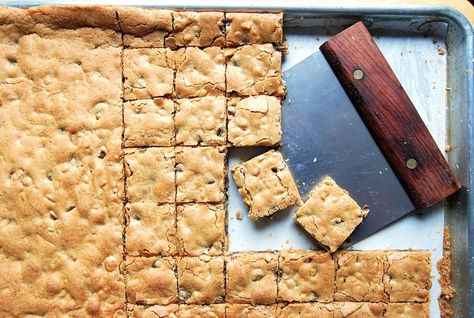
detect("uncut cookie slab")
(228, 96), (282, 147)
(277, 303), (334, 318)
(227, 304), (277, 318)
(384, 303), (429, 318)
(177, 256), (225, 304)
(126, 256), (178, 306)
(177, 203), (226, 256)
(126, 203), (177, 257)
(278, 250), (335, 302)
(226, 252), (278, 305)
(295, 176), (368, 252)
(176, 147), (226, 203)
(384, 251), (431, 302)
(123, 48), (175, 100)
(231, 150), (300, 221)
(125, 147), (175, 203)
(175, 47), (225, 98)
(166, 11), (225, 48)
(226, 44), (285, 96)
(124, 98), (175, 147)
(175, 96), (226, 146)
(225, 13), (283, 46)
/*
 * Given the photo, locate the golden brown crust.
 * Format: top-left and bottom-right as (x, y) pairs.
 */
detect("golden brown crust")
(228, 96), (281, 147)
(177, 256), (225, 304)
(227, 304), (277, 318)
(278, 250), (335, 302)
(166, 12), (225, 49)
(177, 204), (226, 256)
(178, 304), (226, 318)
(384, 303), (429, 318)
(295, 177), (368, 252)
(175, 97), (227, 146)
(231, 150), (300, 221)
(225, 13), (283, 46)
(334, 302), (384, 318)
(277, 303), (335, 318)
(335, 251), (388, 302)
(128, 304), (179, 318)
(226, 252), (278, 305)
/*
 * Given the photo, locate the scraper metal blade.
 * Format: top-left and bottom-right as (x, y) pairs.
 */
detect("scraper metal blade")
(280, 22), (460, 245)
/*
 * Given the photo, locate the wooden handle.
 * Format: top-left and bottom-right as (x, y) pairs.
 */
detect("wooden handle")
(320, 21), (460, 209)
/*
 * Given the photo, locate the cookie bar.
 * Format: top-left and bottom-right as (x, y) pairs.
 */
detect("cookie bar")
(166, 12), (225, 48)
(126, 257), (178, 306)
(175, 96), (226, 146)
(177, 203), (226, 256)
(226, 44), (285, 96)
(334, 303), (384, 318)
(126, 203), (177, 257)
(175, 47), (225, 98)
(295, 177), (368, 252)
(384, 303), (429, 318)
(226, 304), (277, 318)
(128, 304), (179, 318)
(384, 251), (431, 302)
(178, 304), (225, 318)
(117, 8), (173, 48)
(123, 48), (175, 100)
(231, 150), (300, 221)
(177, 256), (225, 304)
(278, 250), (335, 302)
(277, 303), (334, 318)
(225, 13), (283, 46)
(125, 148), (175, 203)
(175, 147), (226, 203)
(228, 96), (282, 147)
(226, 252), (278, 305)
(124, 98), (175, 147)
(335, 251), (387, 302)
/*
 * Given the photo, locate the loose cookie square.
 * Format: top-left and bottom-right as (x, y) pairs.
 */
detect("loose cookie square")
(228, 96), (281, 147)
(384, 251), (431, 302)
(175, 47), (225, 98)
(226, 304), (277, 318)
(124, 98), (175, 147)
(126, 203), (177, 257)
(295, 176), (368, 252)
(177, 203), (226, 256)
(226, 252), (278, 305)
(177, 256), (225, 304)
(125, 148), (175, 203)
(231, 150), (300, 221)
(123, 48), (175, 100)
(126, 256), (178, 306)
(175, 147), (226, 203)
(335, 251), (387, 302)
(175, 96), (226, 146)
(225, 13), (283, 46)
(166, 11), (225, 48)
(226, 44), (285, 96)
(278, 250), (335, 302)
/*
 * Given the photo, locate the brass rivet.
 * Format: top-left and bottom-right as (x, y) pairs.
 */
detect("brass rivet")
(406, 158), (417, 169)
(353, 69), (364, 80)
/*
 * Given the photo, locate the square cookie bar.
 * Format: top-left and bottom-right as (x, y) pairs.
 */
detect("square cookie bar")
(177, 203), (226, 256)
(126, 203), (177, 257)
(231, 150), (300, 221)
(178, 305), (225, 318)
(125, 148), (175, 203)
(277, 303), (334, 318)
(124, 98), (175, 147)
(226, 44), (285, 96)
(175, 147), (226, 203)
(335, 251), (387, 302)
(295, 176), (368, 252)
(123, 48), (175, 100)
(225, 13), (283, 46)
(226, 304), (277, 318)
(333, 303), (384, 318)
(166, 11), (225, 48)
(226, 252), (278, 305)
(118, 8), (173, 48)
(384, 303), (429, 318)
(177, 256), (225, 304)
(175, 47), (225, 98)
(278, 250), (335, 302)
(175, 96), (226, 146)
(228, 96), (281, 147)
(127, 304), (179, 318)
(126, 257), (178, 306)
(384, 251), (431, 302)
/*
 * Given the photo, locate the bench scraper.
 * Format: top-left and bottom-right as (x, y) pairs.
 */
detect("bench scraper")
(280, 22), (460, 245)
